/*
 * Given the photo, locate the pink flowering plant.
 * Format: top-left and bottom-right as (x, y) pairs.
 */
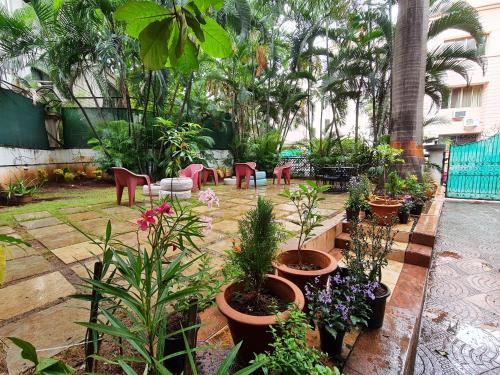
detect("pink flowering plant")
(71, 191), (233, 374)
(305, 274), (375, 338)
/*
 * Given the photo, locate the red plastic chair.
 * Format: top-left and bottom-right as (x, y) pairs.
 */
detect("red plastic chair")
(112, 167), (152, 207)
(273, 163), (292, 185)
(179, 164), (203, 192)
(234, 162), (257, 189)
(202, 166), (219, 185)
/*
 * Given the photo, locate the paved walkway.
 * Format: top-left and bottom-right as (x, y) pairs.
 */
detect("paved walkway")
(0, 181), (346, 373)
(415, 202), (500, 375)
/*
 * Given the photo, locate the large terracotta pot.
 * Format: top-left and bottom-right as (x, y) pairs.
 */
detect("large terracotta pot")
(273, 249), (337, 292)
(369, 198), (402, 226)
(216, 274), (304, 363)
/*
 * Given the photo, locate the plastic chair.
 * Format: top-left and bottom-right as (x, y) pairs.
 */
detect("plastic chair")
(202, 166), (219, 185)
(273, 163), (292, 185)
(234, 162), (257, 189)
(179, 164), (203, 192)
(112, 167), (152, 207)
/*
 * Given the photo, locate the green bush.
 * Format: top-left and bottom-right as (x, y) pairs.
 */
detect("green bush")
(245, 130), (281, 175)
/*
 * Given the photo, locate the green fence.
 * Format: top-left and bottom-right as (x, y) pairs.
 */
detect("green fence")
(0, 87), (49, 149)
(62, 107), (131, 148)
(446, 133), (500, 200)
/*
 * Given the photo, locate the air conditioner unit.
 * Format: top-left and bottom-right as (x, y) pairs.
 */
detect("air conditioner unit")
(452, 110), (467, 119)
(464, 117), (480, 127)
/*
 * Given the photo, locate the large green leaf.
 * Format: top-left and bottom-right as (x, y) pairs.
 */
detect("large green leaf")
(200, 17), (232, 58)
(169, 38), (199, 74)
(193, 0), (224, 12)
(36, 357), (75, 374)
(8, 337), (38, 365)
(114, 1), (170, 38)
(139, 19), (172, 70)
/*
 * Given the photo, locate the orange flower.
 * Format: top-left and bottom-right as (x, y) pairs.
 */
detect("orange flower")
(233, 245), (241, 253)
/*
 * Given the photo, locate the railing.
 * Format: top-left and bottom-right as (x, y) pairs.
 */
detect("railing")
(279, 156), (314, 178)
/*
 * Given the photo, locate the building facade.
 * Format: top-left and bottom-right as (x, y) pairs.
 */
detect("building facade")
(425, 0), (500, 144)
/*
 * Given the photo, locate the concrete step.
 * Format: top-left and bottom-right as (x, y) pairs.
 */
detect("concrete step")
(341, 219), (414, 244)
(334, 232), (407, 263)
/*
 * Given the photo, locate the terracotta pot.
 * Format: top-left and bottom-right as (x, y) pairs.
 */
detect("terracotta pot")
(367, 282), (391, 329)
(216, 274), (304, 362)
(369, 198), (402, 226)
(273, 249), (337, 292)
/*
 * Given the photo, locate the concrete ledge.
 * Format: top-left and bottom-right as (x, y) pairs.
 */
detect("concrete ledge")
(405, 243), (432, 268)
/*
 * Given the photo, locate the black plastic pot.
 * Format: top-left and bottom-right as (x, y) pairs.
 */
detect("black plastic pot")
(164, 335), (186, 373)
(367, 283), (391, 329)
(319, 325), (346, 357)
(345, 208), (360, 222)
(398, 210), (410, 224)
(364, 208), (373, 219)
(410, 202), (424, 216)
(164, 314), (200, 373)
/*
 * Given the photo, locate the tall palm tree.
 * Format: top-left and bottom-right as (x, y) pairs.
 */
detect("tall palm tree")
(390, 0), (429, 178)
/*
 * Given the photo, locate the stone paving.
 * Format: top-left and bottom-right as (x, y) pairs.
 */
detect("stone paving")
(415, 202), (500, 375)
(0, 181), (346, 374)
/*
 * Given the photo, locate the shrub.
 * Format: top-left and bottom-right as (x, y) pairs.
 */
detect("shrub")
(227, 196), (283, 293)
(253, 307), (339, 375)
(63, 172), (75, 182)
(245, 130), (281, 175)
(37, 169), (48, 183)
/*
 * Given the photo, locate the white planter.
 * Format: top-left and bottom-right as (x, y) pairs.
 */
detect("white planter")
(158, 190), (192, 200)
(160, 177), (193, 192)
(223, 176), (267, 187)
(142, 183), (162, 196)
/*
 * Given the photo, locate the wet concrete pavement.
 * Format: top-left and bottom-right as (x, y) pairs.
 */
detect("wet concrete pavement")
(415, 202), (500, 374)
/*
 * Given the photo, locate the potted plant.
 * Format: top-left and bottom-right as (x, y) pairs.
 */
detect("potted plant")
(398, 197), (414, 224)
(368, 144), (405, 225)
(305, 273), (375, 357)
(344, 177), (364, 221)
(273, 181), (337, 291)
(405, 175), (426, 215)
(253, 307), (340, 374)
(164, 253), (226, 372)
(5, 179), (40, 205)
(342, 219), (396, 329)
(216, 197), (304, 362)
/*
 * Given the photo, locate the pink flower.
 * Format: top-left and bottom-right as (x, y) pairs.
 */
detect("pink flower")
(200, 216), (213, 235)
(137, 210), (156, 231)
(198, 188), (219, 208)
(155, 202), (173, 215)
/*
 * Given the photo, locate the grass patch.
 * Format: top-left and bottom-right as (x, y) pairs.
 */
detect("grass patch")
(0, 186), (122, 226)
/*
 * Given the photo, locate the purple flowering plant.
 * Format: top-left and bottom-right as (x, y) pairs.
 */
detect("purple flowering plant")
(305, 273), (376, 338)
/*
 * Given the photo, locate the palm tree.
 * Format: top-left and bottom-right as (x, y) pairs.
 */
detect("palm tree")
(390, 0), (429, 178)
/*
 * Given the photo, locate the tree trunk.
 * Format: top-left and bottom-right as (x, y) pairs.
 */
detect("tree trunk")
(390, 0), (429, 179)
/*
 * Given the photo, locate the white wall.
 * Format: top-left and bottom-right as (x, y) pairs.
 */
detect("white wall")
(0, 147), (98, 185)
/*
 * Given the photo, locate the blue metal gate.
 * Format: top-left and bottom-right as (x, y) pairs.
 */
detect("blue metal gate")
(446, 134), (500, 200)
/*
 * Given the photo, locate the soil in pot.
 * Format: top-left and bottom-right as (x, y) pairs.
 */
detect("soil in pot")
(398, 211), (410, 224)
(345, 208), (360, 222)
(216, 275), (304, 363)
(273, 250), (337, 292)
(367, 283), (391, 329)
(229, 288), (288, 316)
(164, 312), (200, 373)
(319, 325), (346, 357)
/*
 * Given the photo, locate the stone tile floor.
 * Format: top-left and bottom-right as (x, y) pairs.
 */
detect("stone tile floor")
(0, 181), (346, 373)
(415, 202), (500, 375)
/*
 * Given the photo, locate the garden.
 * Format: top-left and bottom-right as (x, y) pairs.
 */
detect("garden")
(0, 0), (485, 374)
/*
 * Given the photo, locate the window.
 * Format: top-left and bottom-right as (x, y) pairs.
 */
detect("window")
(443, 36), (487, 56)
(442, 86), (483, 109)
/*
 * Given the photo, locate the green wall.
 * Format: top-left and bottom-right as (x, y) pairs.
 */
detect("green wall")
(0, 87), (49, 149)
